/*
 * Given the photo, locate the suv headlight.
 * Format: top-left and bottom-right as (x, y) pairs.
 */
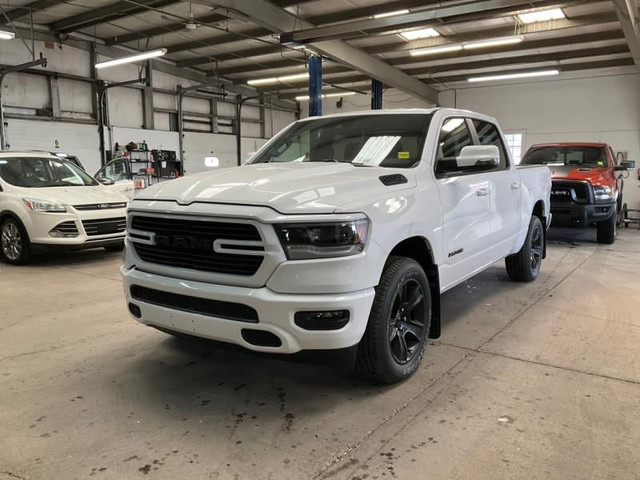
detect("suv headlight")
(23, 197), (67, 213)
(276, 219), (369, 260)
(593, 186), (613, 202)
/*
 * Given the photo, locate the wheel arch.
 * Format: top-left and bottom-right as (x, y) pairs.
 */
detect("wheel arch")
(532, 200), (547, 258)
(387, 236), (441, 339)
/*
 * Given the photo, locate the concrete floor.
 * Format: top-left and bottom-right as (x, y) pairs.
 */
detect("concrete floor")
(1, 227), (639, 480)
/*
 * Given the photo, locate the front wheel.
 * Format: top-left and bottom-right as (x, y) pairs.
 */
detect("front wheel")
(596, 210), (617, 244)
(356, 256), (431, 384)
(505, 216), (544, 282)
(0, 218), (32, 265)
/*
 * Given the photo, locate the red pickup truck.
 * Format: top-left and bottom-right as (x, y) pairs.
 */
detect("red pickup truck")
(521, 142), (635, 244)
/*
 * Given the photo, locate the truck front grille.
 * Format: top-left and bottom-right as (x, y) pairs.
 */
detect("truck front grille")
(82, 217), (127, 236)
(551, 180), (592, 204)
(130, 216), (264, 276)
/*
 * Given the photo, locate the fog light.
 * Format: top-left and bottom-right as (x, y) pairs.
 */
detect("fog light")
(294, 310), (350, 331)
(128, 302), (142, 318)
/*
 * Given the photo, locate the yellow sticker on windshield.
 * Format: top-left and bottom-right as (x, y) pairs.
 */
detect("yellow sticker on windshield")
(597, 161), (604, 166)
(398, 151), (410, 159)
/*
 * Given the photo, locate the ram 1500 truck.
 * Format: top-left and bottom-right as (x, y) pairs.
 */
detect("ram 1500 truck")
(521, 142), (635, 244)
(122, 109), (551, 383)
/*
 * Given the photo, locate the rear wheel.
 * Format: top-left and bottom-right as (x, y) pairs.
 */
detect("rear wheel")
(505, 216), (544, 282)
(596, 209), (617, 244)
(356, 257), (431, 384)
(0, 218), (32, 265)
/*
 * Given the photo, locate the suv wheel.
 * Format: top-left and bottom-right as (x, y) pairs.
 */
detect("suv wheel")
(356, 256), (431, 384)
(505, 216), (544, 282)
(1, 218), (32, 265)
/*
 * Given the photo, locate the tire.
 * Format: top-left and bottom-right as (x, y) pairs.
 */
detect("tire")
(596, 210), (617, 244)
(0, 217), (32, 265)
(505, 216), (544, 282)
(355, 256), (431, 384)
(104, 242), (125, 252)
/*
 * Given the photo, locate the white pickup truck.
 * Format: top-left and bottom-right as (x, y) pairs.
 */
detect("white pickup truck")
(122, 109), (551, 383)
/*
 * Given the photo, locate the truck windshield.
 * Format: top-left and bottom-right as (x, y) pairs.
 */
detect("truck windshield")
(250, 114), (432, 168)
(0, 157), (99, 187)
(521, 146), (608, 168)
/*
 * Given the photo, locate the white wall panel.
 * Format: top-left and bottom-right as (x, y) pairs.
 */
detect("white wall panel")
(438, 73), (640, 209)
(5, 119), (101, 173)
(3, 73), (48, 109)
(107, 126), (179, 154)
(107, 88), (143, 129)
(59, 79), (93, 114)
(183, 133), (268, 175)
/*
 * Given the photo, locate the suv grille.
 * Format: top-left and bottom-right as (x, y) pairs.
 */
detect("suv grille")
(130, 216), (264, 276)
(82, 217), (127, 236)
(74, 202), (127, 211)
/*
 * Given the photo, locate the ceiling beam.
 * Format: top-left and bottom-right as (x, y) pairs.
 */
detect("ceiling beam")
(306, 0), (449, 25)
(177, 0), (439, 102)
(3, 0), (68, 21)
(220, 29), (625, 78)
(104, 0), (317, 46)
(255, 46), (632, 91)
(612, 0), (640, 68)
(166, 27), (271, 55)
(280, 0), (596, 44)
(274, 58), (636, 97)
(49, 0), (177, 33)
(177, 7), (616, 70)
(105, 12), (228, 46)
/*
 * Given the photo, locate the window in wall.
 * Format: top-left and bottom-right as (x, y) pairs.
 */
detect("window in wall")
(504, 132), (524, 164)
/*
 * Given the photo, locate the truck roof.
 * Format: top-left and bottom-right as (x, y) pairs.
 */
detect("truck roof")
(296, 107), (498, 124)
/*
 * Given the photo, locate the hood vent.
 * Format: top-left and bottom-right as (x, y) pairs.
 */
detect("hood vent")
(379, 174), (408, 186)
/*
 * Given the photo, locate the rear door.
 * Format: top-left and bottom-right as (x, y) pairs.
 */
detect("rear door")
(434, 117), (493, 291)
(471, 119), (521, 255)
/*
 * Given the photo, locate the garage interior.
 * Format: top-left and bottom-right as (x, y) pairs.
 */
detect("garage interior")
(1, 0), (640, 479)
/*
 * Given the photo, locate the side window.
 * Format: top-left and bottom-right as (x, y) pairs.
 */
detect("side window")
(99, 159), (129, 182)
(434, 118), (473, 176)
(472, 120), (509, 170)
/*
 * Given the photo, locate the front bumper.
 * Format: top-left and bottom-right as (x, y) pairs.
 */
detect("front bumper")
(25, 209), (126, 247)
(550, 202), (616, 227)
(122, 266), (375, 354)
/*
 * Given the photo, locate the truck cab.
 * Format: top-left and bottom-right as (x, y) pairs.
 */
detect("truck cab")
(521, 142), (635, 244)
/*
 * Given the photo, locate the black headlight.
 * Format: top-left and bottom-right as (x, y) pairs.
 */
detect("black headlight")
(276, 219), (369, 260)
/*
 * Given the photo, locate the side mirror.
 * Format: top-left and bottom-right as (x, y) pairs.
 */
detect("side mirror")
(204, 156), (220, 168)
(97, 177), (115, 186)
(456, 145), (500, 169)
(614, 160), (636, 171)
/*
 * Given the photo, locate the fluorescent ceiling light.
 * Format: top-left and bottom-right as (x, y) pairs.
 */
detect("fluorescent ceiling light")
(248, 72), (309, 86)
(518, 8), (565, 24)
(95, 48), (167, 69)
(0, 30), (15, 40)
(373, 9), (410, 19)
(295, 92), (357, 101)
(400, 28), (440, 41)
(468, 69), (559, 83)
(463, 35), (524, 50)
(410, 44), (463, 56)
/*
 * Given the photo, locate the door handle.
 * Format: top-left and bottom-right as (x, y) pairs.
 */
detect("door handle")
(476, 187), (490, 197)
(510, 182), (521, 190)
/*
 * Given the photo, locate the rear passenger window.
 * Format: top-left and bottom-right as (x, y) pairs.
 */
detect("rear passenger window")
(435, 118), (473, 176)
(472, 120), (509, 170)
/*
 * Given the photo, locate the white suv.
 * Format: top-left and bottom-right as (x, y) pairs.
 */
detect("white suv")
(0, 152), (129, 264)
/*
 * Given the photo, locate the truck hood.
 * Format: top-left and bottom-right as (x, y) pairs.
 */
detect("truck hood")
(548, 165), (613, 186)
(23, 185), (129, 206)
(137, 163), (416, 214)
